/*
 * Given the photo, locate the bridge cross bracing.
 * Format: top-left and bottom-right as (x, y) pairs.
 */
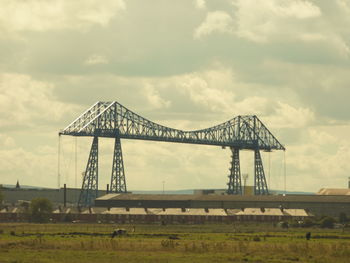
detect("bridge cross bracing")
(59, 101), (285, 207)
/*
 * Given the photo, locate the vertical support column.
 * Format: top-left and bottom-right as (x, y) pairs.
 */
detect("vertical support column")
(110, 137), (127, 193)
(78, 136), (99, 207)
(227, 148), (242, 195)
(254, 149), (269, 195)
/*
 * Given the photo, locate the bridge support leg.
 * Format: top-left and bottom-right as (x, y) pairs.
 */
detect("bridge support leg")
(227, 148), (242, 195)
(254, 149), (269, 195)
(78, 136), (99, 207)
(110, 137), (127, 193)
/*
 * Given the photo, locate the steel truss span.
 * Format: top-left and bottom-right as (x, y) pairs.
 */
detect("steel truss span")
(59, 101), (285, 207)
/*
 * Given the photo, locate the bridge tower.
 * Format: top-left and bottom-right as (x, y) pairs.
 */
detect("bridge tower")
(78, 136), (99, 207)
(227, 148), (242, 195)
(110, 137), (127, 193)
(254, 149), (269, 195)
(226, 148), (269, 195)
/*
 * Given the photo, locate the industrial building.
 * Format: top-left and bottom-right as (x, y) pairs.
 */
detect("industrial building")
(0, 205), (310, 224)
(1, 184), (350, 220)
(94, 193), (350, 217)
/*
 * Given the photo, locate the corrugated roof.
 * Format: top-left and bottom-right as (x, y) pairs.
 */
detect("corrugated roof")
(96, 193), (350, 203)
(283, 209), (310, 217)
(235, 208), (284, 216)
(0, 205), (311, 217)
(96, 193), (121, 200)
(102, 207), (147, 215)
(148, 208), (182, 216)
(147, 208), (227, 216)
(186, 208), (227, 216)
(225, 209), (242, 215)
(0, 208), (10, 213)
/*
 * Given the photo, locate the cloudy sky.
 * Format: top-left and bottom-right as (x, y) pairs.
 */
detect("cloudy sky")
(1, 0), (350, 193)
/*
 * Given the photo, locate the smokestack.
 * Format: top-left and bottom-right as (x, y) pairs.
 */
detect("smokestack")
(107, 184), (109, 194)
(63, 184), (67, 208)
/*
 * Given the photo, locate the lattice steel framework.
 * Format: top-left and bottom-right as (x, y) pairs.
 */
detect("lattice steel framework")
(110, 137), (127, 193)
(227, 148), (242, 195)
(254, 149), (269, 195)
(60, 101), (285, 151)
(78, 136), (98, 207)
(59, 101), (285, 206)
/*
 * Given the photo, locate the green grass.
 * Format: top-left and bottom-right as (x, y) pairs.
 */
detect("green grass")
(0, 223), (350, 263)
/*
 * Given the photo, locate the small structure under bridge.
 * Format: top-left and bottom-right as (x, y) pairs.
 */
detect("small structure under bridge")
(59, 101), (285, 207)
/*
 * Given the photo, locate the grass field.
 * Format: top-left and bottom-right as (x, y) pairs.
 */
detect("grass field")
(0, 223), (350, 263)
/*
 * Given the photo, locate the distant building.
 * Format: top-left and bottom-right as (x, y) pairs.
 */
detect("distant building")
(193, 187), (278, 196)
(194, 186), (255, 196)
(317, 188), (350, 195)
(1, 187), (107, 206)
(194, 189), (227, 195)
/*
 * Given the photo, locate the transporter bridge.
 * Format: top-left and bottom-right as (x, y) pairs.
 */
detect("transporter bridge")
(59, 101), (285, 206)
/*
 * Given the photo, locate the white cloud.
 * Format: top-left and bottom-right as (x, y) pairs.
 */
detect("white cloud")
(308, 129), (337, 146)
(182, 80), (271, 117)
(274, 0), (321, 19)
(0, 134), (16, 148)
(194, 11), (233, 38)
(232, 0), (321, 42)
(0, 73), (80, 128)
(172, 68), (274, 117)
(267, 102), (315, 129)
(84, 54), (109, 65)
(0, 0), (126, 33)
(285, 128), (350, 191)
(193, 0), (349, 56)
(232, 0), (349, 55)
(195, 0), (206, 10)
(176, 69), (239, 115)
(261, 60), (350, 119)
(336, 0), (350, 14)
(143, 84), (171, 110)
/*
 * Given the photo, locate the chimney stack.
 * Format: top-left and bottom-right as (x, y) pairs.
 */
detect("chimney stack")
(63, 184), (67, 208)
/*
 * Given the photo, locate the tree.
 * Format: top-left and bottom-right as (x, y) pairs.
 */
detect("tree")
(30, 198), (53, 223)
(302, 218), (315, 228)
(339, 213), (348, 224)
(320, 216), (335, 229)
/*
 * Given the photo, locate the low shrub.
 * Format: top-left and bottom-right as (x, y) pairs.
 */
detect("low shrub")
(320, 217), (335, 229)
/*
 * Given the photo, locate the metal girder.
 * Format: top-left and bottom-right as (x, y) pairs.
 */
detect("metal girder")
(227, 148), (242, 195)
(59, 101), (285, 151)
(78, 136), (99, 207)
(254, 149), (269, 195)
(110, 137), (127, 193)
